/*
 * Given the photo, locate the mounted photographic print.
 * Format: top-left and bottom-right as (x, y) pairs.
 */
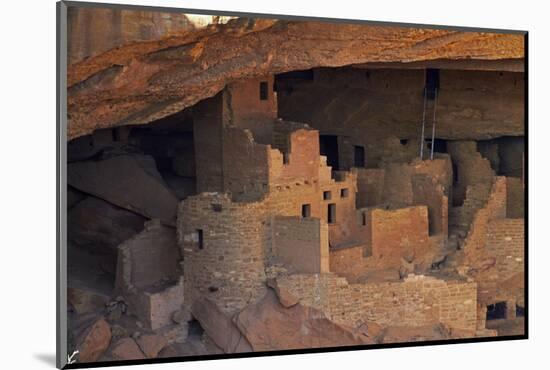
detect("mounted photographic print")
(56, 1), (527, 368)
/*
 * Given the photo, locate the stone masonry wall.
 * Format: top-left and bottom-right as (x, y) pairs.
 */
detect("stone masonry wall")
(226, 75), (277, 145)
(368, 206), (432, 266)
(222, 127), (271, 201)
(462, 177), (507, 258)
(272, 216), (329, 274)
(276, 273), (477, 333)
(484, 218), (525, 306)
(329, 244), (365, 280)
(448, 141), (495, 206)
(356, 168), (385, 208)
(412, 175), (449, 237)
(178, 193), (268, 314)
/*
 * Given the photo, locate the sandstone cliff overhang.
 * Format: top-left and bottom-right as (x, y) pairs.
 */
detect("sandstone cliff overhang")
(66, 9), (525, 139)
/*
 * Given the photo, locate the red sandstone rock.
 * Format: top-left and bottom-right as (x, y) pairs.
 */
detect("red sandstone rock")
(266, 278), (299, 307)
(68, 197), (146, 271)
(111, 337), (146, 361)
(75, 317), (112, 363)
(234, 290), (370, 351)
(68, 154), (179, 224)
(136, 334), (168, 358)
(191, 298), (253, 353)
(66, 10), (524, 139)
(68, 286), (110, 315)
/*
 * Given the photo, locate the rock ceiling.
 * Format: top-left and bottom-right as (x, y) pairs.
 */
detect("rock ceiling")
(66, 8), (524, 139)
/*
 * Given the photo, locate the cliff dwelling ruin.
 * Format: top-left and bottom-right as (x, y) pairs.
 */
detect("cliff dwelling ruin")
(64, 6), (525, 363)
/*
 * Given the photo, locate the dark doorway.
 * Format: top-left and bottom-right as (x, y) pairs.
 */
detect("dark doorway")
(320, 135), (339, 170)
(259, 81), (268, 100)
(425, 68), (440, 100)
(452, 162), (459, 184)
(432, 139), (447, 153)
(486, 302), (507, 320)
(425, 139), (447, 154)
(328, 203), (336, 224)
(516, 305), (525, 318)
(302, 204), (311, 218)
(354, 145), (365, 167)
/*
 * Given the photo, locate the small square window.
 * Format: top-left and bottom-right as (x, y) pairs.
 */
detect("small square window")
(302, 204), (311, 218)
(323, 191), (331, 200)
(340, 188), (349, 198)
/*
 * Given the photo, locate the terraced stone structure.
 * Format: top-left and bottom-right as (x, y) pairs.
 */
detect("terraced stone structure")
(65, 6), (525, 363)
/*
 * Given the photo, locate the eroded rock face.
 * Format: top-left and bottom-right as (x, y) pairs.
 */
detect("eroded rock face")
(68, 286), (110, 315)
(233, 290), (369, 351)
(67, 154), (179, 224)
(110, 337), (146, 361)
(136, 334), (168, 358)
(68, 197), (146, 256)
(66, 8), (524, 139)
(74, 317), (112, 363)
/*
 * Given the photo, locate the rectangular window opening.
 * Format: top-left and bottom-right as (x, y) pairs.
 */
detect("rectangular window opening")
(197, 229), (204, 250)
(259, 81), (268, 100)
(302, 204), (311, 218)
(486, 302), (507, 320)
(340, 188), (349, 198)
(323, 191), (332, 200)
(328, 203), (336, 224)
(425, 68), (440, 100)
(354, 145), (365, 167)
(362, 212), (367, 226)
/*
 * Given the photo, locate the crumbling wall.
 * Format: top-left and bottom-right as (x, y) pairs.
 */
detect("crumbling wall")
(462, 177), (507, 257)
(276, 273), (477, 333)
(361, 157), (452, 238)
(126, 277), (185, 331)
(178, 193), (268, 313)
(458, 177), (524, 327)
(115, 221), (180, 291)
(447, 141), (495, 206)
(115, 220), (184, 330)
(272, 216), (329, 274)
(269, 127), (321, 185)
